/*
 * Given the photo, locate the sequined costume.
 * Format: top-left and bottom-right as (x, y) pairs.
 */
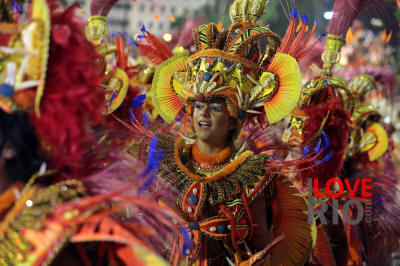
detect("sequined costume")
(115, 0), (324, 264)
(0, 0), (180, 265)
(283, 0), (400, 265)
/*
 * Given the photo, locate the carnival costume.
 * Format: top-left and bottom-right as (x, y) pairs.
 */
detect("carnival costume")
(0, 1), (183, 265)
(284, 0), (400, 264)
(106, 0), (331, 264)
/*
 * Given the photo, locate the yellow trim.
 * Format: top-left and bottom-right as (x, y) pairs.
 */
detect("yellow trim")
(105, 68), (129, 114)
(88, 15), (106, 22)
(366, 123), (389, 161)
(0, 186), (37, 236)
(33, 0), (51, 117)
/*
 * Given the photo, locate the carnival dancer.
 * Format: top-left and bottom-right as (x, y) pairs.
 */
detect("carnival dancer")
(0, 0), (183, 265)
(118, 0), (327, 264)
(284, 0), (400, 264)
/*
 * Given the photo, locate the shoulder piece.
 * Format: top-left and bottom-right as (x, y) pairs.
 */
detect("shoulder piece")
(157, 135), (269, 205)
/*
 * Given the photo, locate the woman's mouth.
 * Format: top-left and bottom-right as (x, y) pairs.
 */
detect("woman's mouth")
(199, 121), (211, 128)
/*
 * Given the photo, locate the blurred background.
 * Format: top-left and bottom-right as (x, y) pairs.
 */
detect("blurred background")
(68, 0), (399, 57)
(67, 0), (400, 157)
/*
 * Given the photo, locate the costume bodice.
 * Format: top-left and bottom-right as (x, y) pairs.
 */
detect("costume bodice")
(155, 135), (274, 264)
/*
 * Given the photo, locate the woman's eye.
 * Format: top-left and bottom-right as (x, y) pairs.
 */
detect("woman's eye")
(194, 102), (204, 109)
(210, 104), (223, 112)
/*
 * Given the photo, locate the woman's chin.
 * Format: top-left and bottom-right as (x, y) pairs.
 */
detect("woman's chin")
(196, 134), (212, 142)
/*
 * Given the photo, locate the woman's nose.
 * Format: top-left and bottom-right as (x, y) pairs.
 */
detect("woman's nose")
(199, 105), (211, 117)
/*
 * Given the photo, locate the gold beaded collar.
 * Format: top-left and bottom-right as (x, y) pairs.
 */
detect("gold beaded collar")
(156, 135), (268, 205)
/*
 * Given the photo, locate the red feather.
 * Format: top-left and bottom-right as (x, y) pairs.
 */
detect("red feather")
(297, 22), (317, 55)
(312, 225), (336, 266)
(30, 3), (105, 175)
(278, 17), (296, 53)
(296, 23), (319, 60)
(278, 17), (320, 61)
(288, 23), (307, 56)
(298, 95), (351, 187)
(137, 32), (173, 65)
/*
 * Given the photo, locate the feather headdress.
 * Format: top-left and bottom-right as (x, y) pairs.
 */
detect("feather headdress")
(151, 0), (319, 127)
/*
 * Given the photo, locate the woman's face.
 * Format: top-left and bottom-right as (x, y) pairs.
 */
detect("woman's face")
(192, 100), (235, 146)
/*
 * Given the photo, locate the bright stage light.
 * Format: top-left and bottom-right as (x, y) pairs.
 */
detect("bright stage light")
(163, 33), (172, 42)
(324, 11), (333, 20)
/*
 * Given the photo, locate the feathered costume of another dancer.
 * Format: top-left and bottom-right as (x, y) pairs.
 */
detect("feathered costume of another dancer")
(285, 0), (384, 187)
(341, 74), (400, 266)
(284, 0), (400, 265)
(0, 1), (185, 265)
(85, 0), (136, 120)
(85, 0), (185, 141)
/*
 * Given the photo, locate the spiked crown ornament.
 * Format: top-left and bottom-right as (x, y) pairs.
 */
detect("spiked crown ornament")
(151, 0), (306, 125)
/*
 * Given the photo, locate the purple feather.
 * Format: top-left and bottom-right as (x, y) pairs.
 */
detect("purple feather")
(142, 137), (163, 176)
(138, 172), (157, 193)
(143, 113), (149, 129)
(322, 150), (333, 162)
(127, 38), (137, 47)
(322, 130), (330, 151)
(290, 8), (298, 19)
(303, 145), (310, 158)
(181, 226), (193, 254)
(140, 24), (147, 34)
(132, 94), (146, 108)
(301, 14), (308, 25)
(314, 138), (322, 154)
(109, 89), (119, 105)
(139, 137), (163, 192)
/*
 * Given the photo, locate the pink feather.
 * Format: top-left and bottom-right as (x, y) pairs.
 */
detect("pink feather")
(328, 0), (382, 38)
(90, 0), (119, 16)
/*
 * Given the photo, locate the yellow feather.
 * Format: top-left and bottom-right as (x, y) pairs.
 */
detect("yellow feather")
(151, 54), (188, 123)
(264, 53), (301, 124)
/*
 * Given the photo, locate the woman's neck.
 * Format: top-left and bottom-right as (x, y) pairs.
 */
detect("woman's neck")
(196, 139), (228, 155)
